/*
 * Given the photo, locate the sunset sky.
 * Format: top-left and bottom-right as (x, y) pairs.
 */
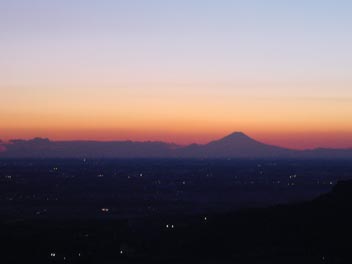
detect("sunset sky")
(1, 0), (352, 149)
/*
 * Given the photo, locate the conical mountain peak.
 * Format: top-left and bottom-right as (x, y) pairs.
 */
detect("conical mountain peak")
(218, 132), (253, 142)
(224, 131), (249, 138)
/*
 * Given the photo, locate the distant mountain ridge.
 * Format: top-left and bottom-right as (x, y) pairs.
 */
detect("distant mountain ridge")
(177, 132), (294, 158)
(1, 132), (352, 159)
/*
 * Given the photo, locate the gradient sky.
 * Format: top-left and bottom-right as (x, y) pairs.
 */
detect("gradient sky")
(1, 0), (352, 149)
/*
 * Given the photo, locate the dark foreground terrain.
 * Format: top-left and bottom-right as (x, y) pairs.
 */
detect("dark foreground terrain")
(0, 159), (351, 263)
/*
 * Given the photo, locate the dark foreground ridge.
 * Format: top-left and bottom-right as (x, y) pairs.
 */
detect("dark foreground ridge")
(1, 179), (352, 263)
(1, 132), (352, 159)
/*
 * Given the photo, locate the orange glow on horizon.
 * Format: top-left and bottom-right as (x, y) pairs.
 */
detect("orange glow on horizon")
(2, 1), (352, 151)
(1, 83), (352, 150)
(1, 126), (351, 150)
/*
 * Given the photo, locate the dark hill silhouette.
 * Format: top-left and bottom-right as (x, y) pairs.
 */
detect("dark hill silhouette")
(148, 179), (352, 263)
(2, 173), (352, 263)
(1, 132), (352, 158)
(0, 138), (177, 158)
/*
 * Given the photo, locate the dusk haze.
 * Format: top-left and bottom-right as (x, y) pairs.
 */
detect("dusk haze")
(1, 0), (352, 149)
(1, 1), (352, 264)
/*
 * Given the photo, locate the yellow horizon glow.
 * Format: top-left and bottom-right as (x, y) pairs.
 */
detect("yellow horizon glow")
(1, 1), (352, 149)
(1, 84), (352, 149)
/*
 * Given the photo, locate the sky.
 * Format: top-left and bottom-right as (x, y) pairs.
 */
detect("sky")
(1, 0), (352, 149)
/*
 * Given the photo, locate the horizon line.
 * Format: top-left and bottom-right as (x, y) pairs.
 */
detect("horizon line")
(1, 131), (351, 151)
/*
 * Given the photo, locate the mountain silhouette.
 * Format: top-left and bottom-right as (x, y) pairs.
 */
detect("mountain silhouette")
(0, 139), (176, 158)
(177, 132), (294, 158)
(1, 132), (352, 159)
(208, 131), (261, 148)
